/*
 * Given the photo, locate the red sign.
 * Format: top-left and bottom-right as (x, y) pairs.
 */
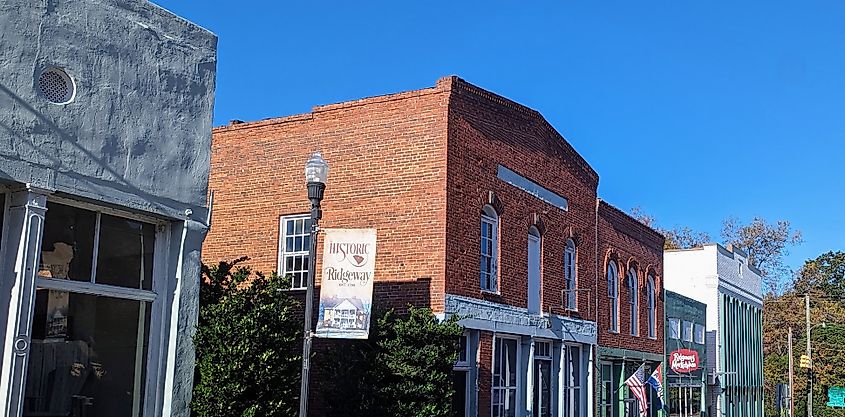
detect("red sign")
(670, 349), (700, 373)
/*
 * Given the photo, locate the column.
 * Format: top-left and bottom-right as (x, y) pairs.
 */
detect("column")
(0, 186), (50, 417)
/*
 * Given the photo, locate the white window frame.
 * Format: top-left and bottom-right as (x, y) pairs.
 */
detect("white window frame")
(25, 197), (170, 417)
(669, 318), (681, 340)
(694, 323), (705, 344)
(607, 262), (619, 333)
(562, 344), (583, 417)
(480, 205), (499, 293)
(627, 268), (639, 336)
(646, 275), (656, 339)
(682, 320), (694, 342)
(491, 335), (521, 417)
(277, 214), (311, 290)
(564, 239), (577, 311)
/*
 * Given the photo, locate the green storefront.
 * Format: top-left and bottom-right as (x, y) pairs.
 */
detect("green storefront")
(665, 291), (707, 417)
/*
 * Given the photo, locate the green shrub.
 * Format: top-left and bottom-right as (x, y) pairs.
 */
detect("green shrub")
(319, 307), (463, 417)
(192, 258), (302, 417)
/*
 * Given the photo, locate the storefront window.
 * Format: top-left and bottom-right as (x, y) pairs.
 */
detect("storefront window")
(563, 346), (581, 417)
(492, 338), (518, 417)
(668, 385), (702, 417)
(39, 203), (154, 290)
(24, 289), (151, 417)
(534, 342), (552, 417)
(25, 201), (158, 417)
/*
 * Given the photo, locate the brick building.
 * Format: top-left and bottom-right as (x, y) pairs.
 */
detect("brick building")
(205, 76), (664, 417)
(596, 202), (665, 417)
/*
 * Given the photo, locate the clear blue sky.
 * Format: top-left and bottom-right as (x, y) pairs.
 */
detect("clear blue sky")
(154, 0), (844, 274)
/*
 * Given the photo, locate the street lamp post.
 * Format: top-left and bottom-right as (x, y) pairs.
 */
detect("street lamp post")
(299, 151), (329, 417)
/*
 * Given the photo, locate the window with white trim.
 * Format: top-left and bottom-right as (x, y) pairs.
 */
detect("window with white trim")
(564, 239), (577, 311)
(682, 320), (694, 342)
(534, 341), (553, 417)
(492, 337), (519, 417)
(669, 318), (681, 340)
(278, 215), (312, 290)
(608, 261), (619, 332)
(694, 323), (705, 344)
(26, 201), (159, 417)
(647, 274), (656, 338)
(627, 267), (638, 336)
(480, 205), (499, 292)
(562, 345), (582, 417)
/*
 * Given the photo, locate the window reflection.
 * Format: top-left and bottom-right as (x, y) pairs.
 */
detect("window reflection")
(39, 203), (95, 282)
(24, 289), (151, 417)
(96, 214), (155, 290)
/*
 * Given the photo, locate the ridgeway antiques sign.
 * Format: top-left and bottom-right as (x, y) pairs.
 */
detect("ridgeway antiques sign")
(670, 349), (700, 373)
(315, 229), (377, 339)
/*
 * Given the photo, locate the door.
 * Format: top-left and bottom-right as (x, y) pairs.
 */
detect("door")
(527, 232), (541, 314)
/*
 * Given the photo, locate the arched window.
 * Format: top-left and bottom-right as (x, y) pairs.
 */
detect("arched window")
(527, 226), (542, 314)
(627, 267), (639, 336)
(607, 261), (618, 332)
(564, 239), (577, 311)
(647, 274), (656, 338)
(480, 205), (499, 292)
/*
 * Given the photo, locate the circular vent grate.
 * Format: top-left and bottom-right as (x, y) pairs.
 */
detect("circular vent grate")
(38, 68), (75, 104)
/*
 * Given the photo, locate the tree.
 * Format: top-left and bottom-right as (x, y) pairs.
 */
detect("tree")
(630, 207), (711, 250)
(721, 217), (803, 295)
(792, 251), (845, 299)
(192, 259), (303, 417)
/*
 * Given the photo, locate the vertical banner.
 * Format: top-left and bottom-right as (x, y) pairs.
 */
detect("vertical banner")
(315, 228), (377, 339)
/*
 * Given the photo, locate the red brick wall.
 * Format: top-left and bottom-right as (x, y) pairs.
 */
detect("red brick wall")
(596, 200), (665, 353)
(206, 84), (451, 311)
(478, 331), (493, 417)
(443, 77), (600, 322)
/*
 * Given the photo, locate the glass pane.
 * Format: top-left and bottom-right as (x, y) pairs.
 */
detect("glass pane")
(96, 214), (155, 290)
(294, 219), (303, 234)
(286, 219), (294, 235)
(40, 203), (96, 282)
(25, 289), (151, 417)
(458, 336), (467, 363)
(505, 339), (517, 386)
(286, 237), (294, 252)
(294, 236), (303, 252)
(452, 371), (467, 417)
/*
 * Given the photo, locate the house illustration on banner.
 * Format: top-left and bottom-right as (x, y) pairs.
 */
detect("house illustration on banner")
(321, 296), (368, 330)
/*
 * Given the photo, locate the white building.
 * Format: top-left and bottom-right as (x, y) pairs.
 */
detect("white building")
(664, 244), (764, 417)
(0, 1), (216, 416)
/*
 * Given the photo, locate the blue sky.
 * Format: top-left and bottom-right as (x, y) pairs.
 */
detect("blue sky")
(154, 1), (844, 274)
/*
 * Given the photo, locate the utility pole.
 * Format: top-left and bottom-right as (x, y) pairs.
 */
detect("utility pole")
(805, 294), (812, 417)
(788, 327), (794, 417)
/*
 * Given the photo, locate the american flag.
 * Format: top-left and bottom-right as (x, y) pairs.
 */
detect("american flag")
(624, 363), (649, 417)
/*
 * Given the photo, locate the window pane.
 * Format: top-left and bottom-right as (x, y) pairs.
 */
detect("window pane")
(670, 318), (681, 339)
(286, 237), (294, 252)
(96, 214), (155, 290)
(25, 289), (151, 417)
(458, 335), (468, 363)
(40, 203), (96, 282)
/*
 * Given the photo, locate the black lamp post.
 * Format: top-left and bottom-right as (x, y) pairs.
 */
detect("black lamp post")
(299, 151), (328, 417)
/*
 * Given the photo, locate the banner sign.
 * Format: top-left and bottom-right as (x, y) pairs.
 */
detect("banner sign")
(315, 228), (377, 339)
(669, 349), (700, 373)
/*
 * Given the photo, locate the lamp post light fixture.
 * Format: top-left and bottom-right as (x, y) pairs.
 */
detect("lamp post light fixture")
(299, 151), (328, 417)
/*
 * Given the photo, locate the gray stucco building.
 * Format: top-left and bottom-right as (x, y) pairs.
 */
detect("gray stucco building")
(0, 1), (216, 416)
